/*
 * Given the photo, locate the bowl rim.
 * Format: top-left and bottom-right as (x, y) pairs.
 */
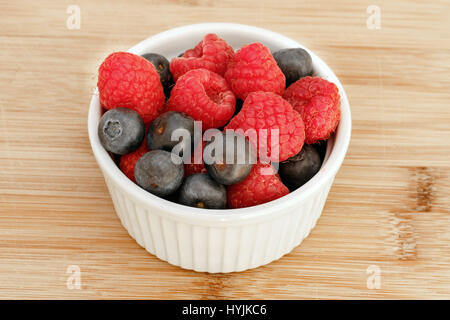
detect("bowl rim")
(88, 22), (351, 224)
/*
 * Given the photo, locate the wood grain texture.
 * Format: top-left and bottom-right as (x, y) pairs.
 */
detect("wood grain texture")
(0, 0), (449, 299)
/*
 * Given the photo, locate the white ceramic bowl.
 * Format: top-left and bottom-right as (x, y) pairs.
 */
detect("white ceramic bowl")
(88, 23), (351, 273)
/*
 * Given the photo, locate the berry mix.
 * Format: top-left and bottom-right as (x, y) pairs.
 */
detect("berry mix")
(97, 33), (340, 209)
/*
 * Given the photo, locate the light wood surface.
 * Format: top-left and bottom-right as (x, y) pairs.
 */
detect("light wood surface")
(0, 0), (449, 299)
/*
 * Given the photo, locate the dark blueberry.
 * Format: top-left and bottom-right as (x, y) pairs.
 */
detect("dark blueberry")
(279, 145), (322, 190)
(234, 99), (244, 116)
(142, 53), (173, 97)
(134, 150), (184, 197)
(162, 190), (180, 203)
(111, 153), (121, 166)
(273, 48), (313, 87)
(164, 82), (175, 98)
(313, 140), (327, 162)
(98, 107), (145, 155)
(147, 111), (196, 157)
(178, 173), (227, 209)
(204, 131), (255, 185)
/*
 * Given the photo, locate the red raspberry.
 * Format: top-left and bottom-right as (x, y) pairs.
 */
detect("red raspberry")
(167, 69), (236, 130)
(227, 163), (289, 209)
(184, 162), (207, 177)
(225, 91), (305, 162)
(224, 43), (285, 100)
(170, 34), (234, 81)
(119, 138), (149, 183)
(98, 52), (165, 123)
(184, 141), (207, 177)
(283, 77), (340, 144)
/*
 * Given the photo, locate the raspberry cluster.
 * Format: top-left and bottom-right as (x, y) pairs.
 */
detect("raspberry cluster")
(96, 34), (341, 209)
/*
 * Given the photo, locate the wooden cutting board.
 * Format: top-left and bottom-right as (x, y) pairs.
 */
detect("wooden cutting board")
(0, 0), (449, 299)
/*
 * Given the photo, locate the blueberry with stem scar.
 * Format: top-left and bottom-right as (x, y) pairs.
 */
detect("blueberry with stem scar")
(178, 173), (227, 209)
(204, 131), (255, 185)
(147, 111), (196, 157)
(134, 150), (184, 197)
(98, 107), (145, 155)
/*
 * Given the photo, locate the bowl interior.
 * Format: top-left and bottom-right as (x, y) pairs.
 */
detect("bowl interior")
(88, 23), (351, 223)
